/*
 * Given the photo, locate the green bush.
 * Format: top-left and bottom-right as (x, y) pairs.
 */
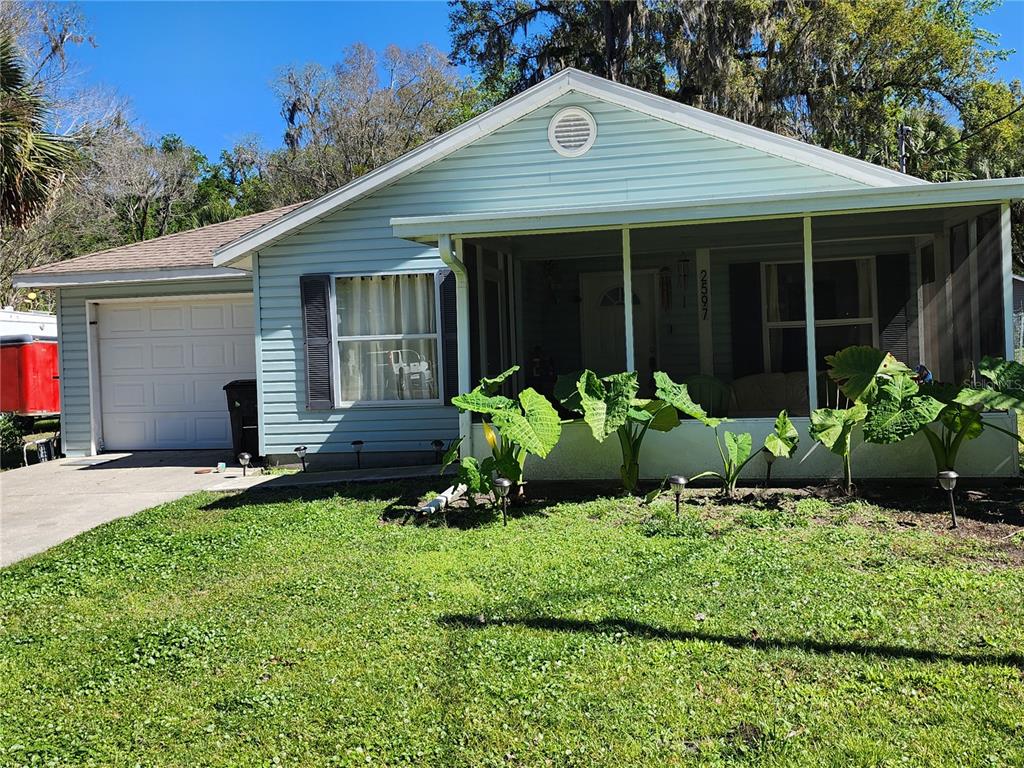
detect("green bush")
(0, 413), (26, 468)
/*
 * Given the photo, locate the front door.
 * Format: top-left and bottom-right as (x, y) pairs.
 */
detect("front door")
(580, 271), (656, 385)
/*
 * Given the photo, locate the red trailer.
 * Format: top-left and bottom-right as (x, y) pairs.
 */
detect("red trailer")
(1, 335), (60, 416)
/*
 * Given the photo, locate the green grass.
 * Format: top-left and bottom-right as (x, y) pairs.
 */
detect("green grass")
(2, 486), (1023, 767)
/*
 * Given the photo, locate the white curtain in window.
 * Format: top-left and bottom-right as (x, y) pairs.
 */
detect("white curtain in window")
(336, 273), (435, 337)
(335, 273), (438, 402)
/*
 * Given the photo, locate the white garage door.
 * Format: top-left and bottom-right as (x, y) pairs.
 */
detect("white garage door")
(97, 297), (256, 450)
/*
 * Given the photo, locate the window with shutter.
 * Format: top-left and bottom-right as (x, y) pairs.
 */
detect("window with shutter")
(300, 274), (335, 410)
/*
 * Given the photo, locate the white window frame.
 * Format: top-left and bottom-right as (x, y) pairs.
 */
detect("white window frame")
(760, 255), (879, 373)
(330, 268), (444, 408)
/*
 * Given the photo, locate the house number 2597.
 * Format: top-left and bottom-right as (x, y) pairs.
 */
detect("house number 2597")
(699, 269), (709, 320)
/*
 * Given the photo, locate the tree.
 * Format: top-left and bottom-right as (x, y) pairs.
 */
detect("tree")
(0, 32), (79, 230)
(262, 43), (484, 203)
(451, 1), (1004, 151)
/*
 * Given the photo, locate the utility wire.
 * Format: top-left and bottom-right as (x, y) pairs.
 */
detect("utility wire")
(919, 101), (1024, 157)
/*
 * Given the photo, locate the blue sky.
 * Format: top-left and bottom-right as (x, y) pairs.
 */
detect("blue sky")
(70, 0), (1024, 162)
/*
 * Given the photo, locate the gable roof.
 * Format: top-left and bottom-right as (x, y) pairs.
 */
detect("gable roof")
(15, 203), (303, 285)
(213, 68), (923, 267)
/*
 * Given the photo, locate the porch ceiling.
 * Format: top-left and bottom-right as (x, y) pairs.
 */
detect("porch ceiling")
(391, 177), (1024, 243)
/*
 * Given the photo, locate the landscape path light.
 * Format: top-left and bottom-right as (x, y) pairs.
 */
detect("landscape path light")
(238, 452), (251, 477)
(294, 445), (307, 472)
(937, 470), (959, 529)
(493, 477), (513, 526)
(669, 475), (687, 520)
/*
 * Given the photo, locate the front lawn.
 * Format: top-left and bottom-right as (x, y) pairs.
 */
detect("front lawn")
(1, 484), (1023, 767)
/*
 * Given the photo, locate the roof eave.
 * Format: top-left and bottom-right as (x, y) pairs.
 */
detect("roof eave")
(12, 266), (250, 289)
(390, 178), (1024, 242)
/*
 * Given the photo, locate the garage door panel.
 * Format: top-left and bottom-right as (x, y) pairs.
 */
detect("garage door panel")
(152, 343), (186, 369)
(150, 306), (186, 331)
(97, 297), (255, 451)
(193, 341), (228, 368)
(233, 340), (255, 368)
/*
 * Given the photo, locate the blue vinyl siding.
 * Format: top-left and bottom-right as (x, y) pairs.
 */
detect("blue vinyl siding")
(257, 90), (869, 456)
(57, 278), (252, 456)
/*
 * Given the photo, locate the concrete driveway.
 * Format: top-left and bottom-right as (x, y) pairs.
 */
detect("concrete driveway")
(0, 451), (244, 567)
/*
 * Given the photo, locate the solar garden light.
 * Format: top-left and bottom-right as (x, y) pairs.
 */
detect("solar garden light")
(669, 475), (687, 520)
(238, 452), (251, 477)
(351, 439), (364, 469)
(493, 477), (513, 526)
(293, 445), (307, 472)
(431, 439), (445, 464)
(937, 470), (959, 529)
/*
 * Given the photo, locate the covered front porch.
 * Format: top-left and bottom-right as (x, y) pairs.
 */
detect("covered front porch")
(394, 181), (1020, 480)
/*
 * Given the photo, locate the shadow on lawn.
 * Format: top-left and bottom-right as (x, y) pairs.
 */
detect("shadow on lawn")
(438, 614), (1024, 670)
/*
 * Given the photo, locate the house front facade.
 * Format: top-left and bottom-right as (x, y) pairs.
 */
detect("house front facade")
(16, 69), (1023, 480)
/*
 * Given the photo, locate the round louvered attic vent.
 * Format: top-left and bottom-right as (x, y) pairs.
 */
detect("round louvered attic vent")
(548, 107), (597, 157)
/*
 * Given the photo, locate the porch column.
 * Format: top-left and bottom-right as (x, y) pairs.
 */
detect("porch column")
(803, 217), (818, 411)
(440, 234), (473, 455)
(1001, 202), (1014, 359)
(696, 248), (713, 375)
(622, 227), (636, 372)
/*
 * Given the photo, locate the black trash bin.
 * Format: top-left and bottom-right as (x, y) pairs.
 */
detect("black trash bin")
(223, 379), (259, 461)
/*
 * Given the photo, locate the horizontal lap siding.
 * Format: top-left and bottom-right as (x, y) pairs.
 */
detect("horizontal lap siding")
(258, 90), (864, 456)
(58, 278), (252, 456)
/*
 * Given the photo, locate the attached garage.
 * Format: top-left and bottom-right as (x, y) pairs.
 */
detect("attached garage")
(93, 296), (256, 450)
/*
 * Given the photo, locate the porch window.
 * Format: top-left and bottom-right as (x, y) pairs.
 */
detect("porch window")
(763, 257), (876, 373)
(334, 273), (440, 403)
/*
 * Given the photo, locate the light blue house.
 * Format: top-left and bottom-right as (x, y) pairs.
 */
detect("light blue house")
(16, 69), (1023, 479)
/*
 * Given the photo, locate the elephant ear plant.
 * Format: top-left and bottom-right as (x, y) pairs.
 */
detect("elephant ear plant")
(450, 366), (561, 494)
(866, 355), (1024, 472)
(762, 410), (800, 483)
(810, 346), (914, 495)
(655, 372), (798, 497)
(555, 369), (680, 494)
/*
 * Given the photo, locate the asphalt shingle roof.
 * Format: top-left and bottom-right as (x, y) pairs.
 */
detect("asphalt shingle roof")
(20, 203), (304, 276)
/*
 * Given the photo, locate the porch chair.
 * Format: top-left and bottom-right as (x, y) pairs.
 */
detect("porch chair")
(817, 371), (852, 409)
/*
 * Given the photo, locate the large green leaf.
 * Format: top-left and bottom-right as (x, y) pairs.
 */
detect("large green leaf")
(825, 346), (912, 404)
(978, 356), (1024, 393)
(576, 370), (638, 442)
(440, 437), (464, 471)
(863, 374), (944, 445)
(553, 370), (584, 413)
(642, 399), (680, 432)
(450, 388), (516, 416)
(809, 403), (867, 457)
(955, 357), (1024, 411)
(490, 387), (562, 458)
(479, 366), (520, 395)
(723, 431), (752, 468)
(763, 410), (799, 458)
(653, 371), (721, 427)
(939, 403), (984, 442)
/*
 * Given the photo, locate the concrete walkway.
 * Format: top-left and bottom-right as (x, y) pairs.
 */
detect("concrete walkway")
(0, 450), (242, 566)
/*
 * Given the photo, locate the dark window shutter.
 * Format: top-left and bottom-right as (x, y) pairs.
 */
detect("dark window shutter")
(439, 269), (459, 404)
(729, 262), (763, 378)
(876, 253), (911, 363)
(300, 274), (334, 410)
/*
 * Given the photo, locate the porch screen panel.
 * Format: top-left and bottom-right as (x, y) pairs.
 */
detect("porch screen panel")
(335, 273), (440, 403)
(728, 262), (764, 378)
(949, 222), (973, 382)
(977, 212), (1005, 357)
(876, 253), (911, 363)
